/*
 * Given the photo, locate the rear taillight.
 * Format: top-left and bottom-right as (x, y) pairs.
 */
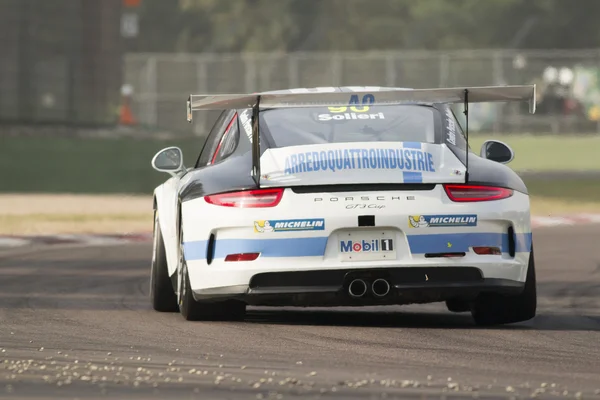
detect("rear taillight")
(204, 188), (284, 208)
(225, 253), (260, 262)
(473, 246), (502, 255)
(443, 184), (513, 202)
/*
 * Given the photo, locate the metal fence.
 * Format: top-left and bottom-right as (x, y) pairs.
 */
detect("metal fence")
(125, 49), (600, 135)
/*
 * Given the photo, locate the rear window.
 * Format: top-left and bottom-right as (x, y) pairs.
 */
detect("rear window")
(260, 105), (436, 148)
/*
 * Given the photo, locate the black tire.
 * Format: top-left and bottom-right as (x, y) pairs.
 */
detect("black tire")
(150, 211), (178, 312)
(446, 299), (471, 313)
(177, 224), (246, 321)
(178, 261), (246, 321)
(471, 246), (537, 326)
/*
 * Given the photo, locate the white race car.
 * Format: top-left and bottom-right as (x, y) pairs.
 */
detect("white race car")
(150, 85), (537, 326)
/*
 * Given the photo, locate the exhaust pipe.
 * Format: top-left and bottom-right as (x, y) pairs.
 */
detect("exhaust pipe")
(348, 279), (368, 298)
(372, 278), (390, 297)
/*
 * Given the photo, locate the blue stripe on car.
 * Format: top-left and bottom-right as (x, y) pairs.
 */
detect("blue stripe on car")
(402, 171), (423, 183)
(183, 241), (208, 261)
(407, 232), (532, 254)
(402, 142), (422, 149)
(215, 237), (327, 258)
(183, 232), (532, 261)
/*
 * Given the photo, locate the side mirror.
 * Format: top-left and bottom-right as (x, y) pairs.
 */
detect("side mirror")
(479, 140), (514, 164)
(151, 147), (185, 176)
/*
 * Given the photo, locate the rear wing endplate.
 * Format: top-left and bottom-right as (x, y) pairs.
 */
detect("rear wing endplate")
(185, 85), (536, 186)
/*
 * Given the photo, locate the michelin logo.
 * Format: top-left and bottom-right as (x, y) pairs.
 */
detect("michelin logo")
(254, 218), (325, 233)
(409, 214), (477, 228)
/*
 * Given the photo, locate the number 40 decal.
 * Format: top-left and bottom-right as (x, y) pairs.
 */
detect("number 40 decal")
(330, 94), (375, 113)
(287, 87), (378, 113)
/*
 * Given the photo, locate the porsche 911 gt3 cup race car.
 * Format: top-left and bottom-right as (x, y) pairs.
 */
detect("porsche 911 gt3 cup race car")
(150, 85), (538, 326)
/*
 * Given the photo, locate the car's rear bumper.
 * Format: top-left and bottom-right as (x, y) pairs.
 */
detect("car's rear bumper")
(191, 266), (525, 306)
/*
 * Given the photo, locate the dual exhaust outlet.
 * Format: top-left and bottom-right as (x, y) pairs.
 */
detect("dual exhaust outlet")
(348, 278), (391, 298)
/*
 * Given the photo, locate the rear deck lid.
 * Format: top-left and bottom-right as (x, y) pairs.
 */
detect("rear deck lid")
(259, 141), (466, 186)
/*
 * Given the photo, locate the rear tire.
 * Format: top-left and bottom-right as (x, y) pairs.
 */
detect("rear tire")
(471, 247), (537, 326)
(177, 223), (246, 321)
(150, 211), (178, 312)
(178, 262), (246, 321)
(446, 299), (471, 313)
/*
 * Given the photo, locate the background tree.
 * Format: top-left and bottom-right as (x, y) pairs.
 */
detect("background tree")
(136, 0), (600, 53)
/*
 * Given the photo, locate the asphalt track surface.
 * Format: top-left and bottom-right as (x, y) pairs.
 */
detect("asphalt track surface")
(1, 225), (600, 400)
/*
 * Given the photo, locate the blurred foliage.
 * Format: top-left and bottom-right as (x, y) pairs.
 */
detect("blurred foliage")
(136, 0), (600, 53)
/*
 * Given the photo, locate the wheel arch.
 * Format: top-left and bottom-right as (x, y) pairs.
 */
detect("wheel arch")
(153, 183), (180, 278)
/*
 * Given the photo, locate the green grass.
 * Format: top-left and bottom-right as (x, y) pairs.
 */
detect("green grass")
(525, 178), (600, 202)
(469, 135), (600, 172)
(524, 178), (600, 214)
(0, 136), (199, 194)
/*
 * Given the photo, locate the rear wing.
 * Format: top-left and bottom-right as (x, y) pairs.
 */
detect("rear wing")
(186, 85), (536, 118)
(185, 85), (536, 186)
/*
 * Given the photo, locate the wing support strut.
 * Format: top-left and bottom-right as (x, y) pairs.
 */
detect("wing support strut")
(463, 89), (469, 183)
(251, 95), (262, 187)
